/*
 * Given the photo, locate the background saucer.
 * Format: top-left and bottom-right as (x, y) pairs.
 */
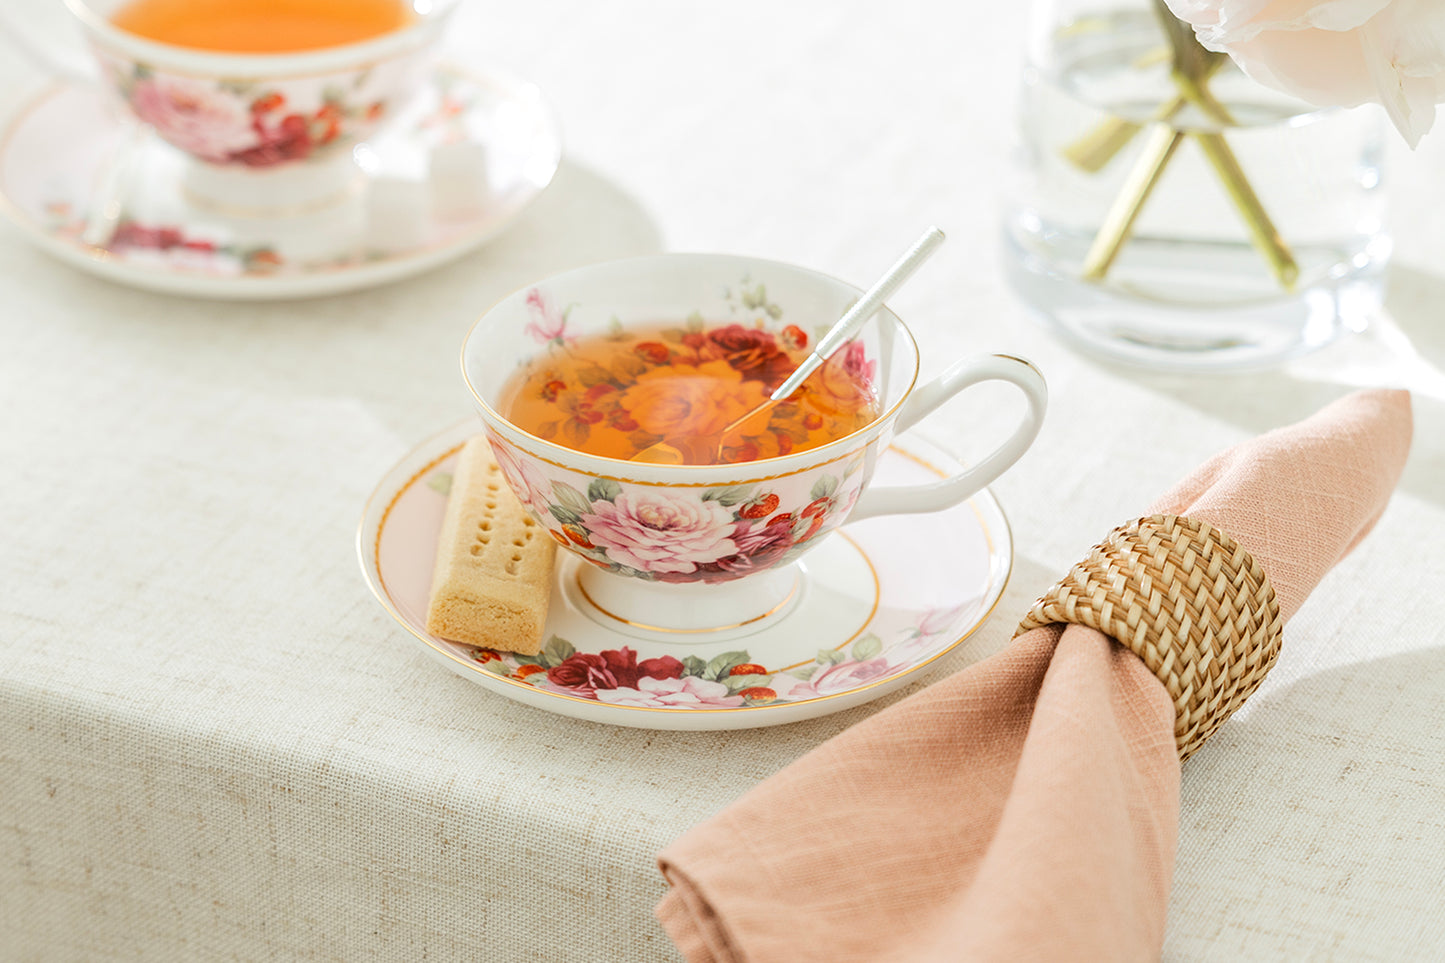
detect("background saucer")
(0, 65), (561, 300)
(357, 420), (1015, 730)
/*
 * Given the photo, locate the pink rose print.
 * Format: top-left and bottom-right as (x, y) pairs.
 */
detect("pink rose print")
(524, 288), (572, 347)
(916, 602), (973, 637)
(580, 490), (738, 574)
(595, 675), (746, 708)
(488, 437), (553, 514)
(708, 515), (795, 578)
(790, 656), (894, 699)
(129, 76), (256, 162)
(817, 340), (878, 410)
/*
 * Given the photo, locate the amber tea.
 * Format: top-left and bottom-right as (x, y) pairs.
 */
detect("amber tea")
(498, 321), (882, 465)
(110, 0), (414, 54)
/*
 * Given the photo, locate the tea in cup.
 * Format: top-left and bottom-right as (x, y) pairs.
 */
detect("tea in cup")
(462, 253), (1048, 634)
(37, 0), (459, 214)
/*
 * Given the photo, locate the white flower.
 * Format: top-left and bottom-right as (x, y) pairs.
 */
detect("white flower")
(1165, 0), (1445, 147)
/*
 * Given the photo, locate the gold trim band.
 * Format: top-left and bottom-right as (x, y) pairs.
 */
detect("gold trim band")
(573, 573), (800, 635)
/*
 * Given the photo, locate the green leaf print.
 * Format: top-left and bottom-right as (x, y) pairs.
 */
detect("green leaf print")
(703, 484), (757, 507)
(704, 651), (750, 681)
(552, 482), (593, 517)
(850, 634), (883, 662)
(723, 673), (772, 694)
(587, 478), (622, 503)
(548, 504), (582, 527)
(810, 475), (840, 501)
(542, 636), (576, 667)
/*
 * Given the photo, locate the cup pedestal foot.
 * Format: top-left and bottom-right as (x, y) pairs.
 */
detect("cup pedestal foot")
(182, 151), (365, 219)
(561, 532), (881, 651)
(574, 563), (801, 641)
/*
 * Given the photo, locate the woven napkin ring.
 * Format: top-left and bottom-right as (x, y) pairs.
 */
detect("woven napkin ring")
(1015, 513), (1284, 762)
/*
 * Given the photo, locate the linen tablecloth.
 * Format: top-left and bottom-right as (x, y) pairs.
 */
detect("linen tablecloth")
(3, 0), (1444, 959)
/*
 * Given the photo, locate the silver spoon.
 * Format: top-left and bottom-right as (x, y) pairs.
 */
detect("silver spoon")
(634, 226), (946, 464)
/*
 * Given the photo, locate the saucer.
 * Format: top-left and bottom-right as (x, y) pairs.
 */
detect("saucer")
(0, 65), (560, 300)
(357, 420), (1014, 730)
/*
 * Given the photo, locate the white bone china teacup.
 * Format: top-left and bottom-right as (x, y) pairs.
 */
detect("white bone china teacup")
(462, 253), (1047, 635)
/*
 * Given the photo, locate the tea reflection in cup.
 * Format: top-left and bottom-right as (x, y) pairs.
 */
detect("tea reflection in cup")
(461, 253), (1048, 634)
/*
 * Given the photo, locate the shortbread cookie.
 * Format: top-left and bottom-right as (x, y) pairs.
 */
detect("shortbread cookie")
(426, 436), (556, 655)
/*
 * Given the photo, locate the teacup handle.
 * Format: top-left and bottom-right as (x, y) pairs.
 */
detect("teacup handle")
(846, 354), (1046, 522)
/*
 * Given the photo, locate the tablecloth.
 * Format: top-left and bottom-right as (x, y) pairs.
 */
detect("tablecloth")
(3, 0), (1443, 959)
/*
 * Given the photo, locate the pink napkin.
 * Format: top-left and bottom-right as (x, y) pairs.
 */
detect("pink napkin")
(657, 389), (1412, 963)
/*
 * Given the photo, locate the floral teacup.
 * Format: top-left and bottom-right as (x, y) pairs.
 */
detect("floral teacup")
(33, 0), (459, 215)
(462, 253), (1047, 633)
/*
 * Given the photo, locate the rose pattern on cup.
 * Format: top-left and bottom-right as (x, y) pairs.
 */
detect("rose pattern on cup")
(33, 73), (498, 276)
(486, 427), (867, 584)
(458, 603), (974, 708)
(44, 202), (284, 271)
(483, 278), (884, 583)
(102, 56), (407, 167)
(504, 280), (874, 456)
(463, 254), (1044, 640)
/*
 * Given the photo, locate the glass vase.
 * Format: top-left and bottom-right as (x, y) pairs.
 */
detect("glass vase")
(1004, 0), (1390, 371)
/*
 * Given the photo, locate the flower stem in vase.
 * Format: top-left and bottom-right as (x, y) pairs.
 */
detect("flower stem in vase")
(1062, 51), (1224, 174)
(1079, 1), (1300, 290)
(1191, 132), (1299, 288)
(1080, 124), (1184, 281)
(1170, 63), (1301, 289)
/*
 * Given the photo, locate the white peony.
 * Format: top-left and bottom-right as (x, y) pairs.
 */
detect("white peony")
(1164, 0), (1445, 147)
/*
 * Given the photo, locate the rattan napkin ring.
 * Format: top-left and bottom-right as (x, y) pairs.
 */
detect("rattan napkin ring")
(1016, 514), (1283, 762)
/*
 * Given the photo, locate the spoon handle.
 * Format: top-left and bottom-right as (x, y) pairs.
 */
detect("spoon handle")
(770, 226), (945, 402)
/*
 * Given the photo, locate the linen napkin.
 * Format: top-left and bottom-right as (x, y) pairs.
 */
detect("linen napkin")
(656, 388), (1412, 963)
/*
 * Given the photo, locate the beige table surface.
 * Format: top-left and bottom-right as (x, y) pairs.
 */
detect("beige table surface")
(3, 1), (1444, 960)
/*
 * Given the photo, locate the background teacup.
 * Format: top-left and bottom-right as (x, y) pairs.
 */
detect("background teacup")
(3, 0), (459, 216)
(462, 253), (1048, 634)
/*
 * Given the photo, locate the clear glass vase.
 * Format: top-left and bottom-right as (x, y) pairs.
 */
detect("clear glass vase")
(1003, 0), (1390, 371)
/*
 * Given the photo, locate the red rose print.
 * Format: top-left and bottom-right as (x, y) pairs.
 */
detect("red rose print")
(635, 341), (670, 364)
(547, 647), (684, 692)
(721, 440), (760, 464)
(701, 324), (794, 385)
(231, 113), (313, 166)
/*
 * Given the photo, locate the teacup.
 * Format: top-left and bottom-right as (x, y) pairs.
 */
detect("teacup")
(462, 253), (1047, 635)
(24, 0), (459, 216)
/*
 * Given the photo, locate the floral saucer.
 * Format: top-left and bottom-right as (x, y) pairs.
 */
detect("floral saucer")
(0, 65), (560, 300)
(357, 420), (1014, 730)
